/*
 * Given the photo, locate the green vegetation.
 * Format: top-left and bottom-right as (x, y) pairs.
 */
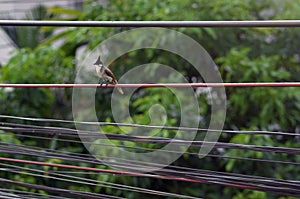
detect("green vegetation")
(0, 0), (300, 198)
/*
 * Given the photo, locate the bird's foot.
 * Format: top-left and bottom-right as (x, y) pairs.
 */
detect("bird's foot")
(99, 81), (109, 86)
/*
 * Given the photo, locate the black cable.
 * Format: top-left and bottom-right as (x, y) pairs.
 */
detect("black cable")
(3, 130), (299, 166)
(1, 115), (298, 137)
(1, 125), (300, 155)
(1, 142), (300, 194)
(0, 178), (124, 199)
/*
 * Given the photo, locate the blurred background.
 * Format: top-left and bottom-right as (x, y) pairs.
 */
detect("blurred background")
(0, 0), (85, 64)
(0, 0), (300, 198)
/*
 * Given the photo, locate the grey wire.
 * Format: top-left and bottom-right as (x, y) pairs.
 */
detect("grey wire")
(1, 142), (300, 196)
(1, 124), (300, 155)
(0, 191), (21, 199)
(0, 163), (200, 199)
(0, 114), (297, 137)
(1, 142), (300, 189)
(0, 0), (83, 4)
(2, 135), (299, 189)
(0, 20), (300, 27)
(1, 161), (300, 197)
(0, 188), (69, 199)
(2, 130), (300, 167)
(1, 116), (299, 196)
(0, 178), (122, 199)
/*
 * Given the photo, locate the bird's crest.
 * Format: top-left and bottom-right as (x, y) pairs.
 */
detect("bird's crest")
(94, 56), (102, 65)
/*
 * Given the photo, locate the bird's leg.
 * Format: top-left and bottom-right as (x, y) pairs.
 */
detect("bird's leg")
(99, 80), (111, 86)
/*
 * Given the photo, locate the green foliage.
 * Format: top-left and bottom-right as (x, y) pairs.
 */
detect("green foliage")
(0, 131), (21, 145)
(233, 190), (267, 199)
(2, 47), (73, 83)
(217, 48), (300, 129)
(0, 46), (74, 117)
(217, 48), (300, 198)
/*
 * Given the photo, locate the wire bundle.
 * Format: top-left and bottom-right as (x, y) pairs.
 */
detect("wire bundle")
(0, 115), (299, 198)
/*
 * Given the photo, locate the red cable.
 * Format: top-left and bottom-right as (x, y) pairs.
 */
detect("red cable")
(0, 157), (199, 183)
(0, 157), (144, 176)
(0, 157), (267, 191)
(3, 156), (295, 196)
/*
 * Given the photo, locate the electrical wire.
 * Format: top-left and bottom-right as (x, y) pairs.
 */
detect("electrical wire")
(0, 0), (83, 4)
(2, 129), (299, 166)
(0, 163), (199, 199)
(0, 115), (298, 137)
(0, 140), (299, 191)
(0, 156), (299, 197)
(0, 178), (124, 199)
(0, 82), (300, 88)
(1, 124), (299, 155)
(0, 141), (298, 190)
(0, 137), (299, 190)
(0, 188), (70, 199)
(0, 131), (299, 197)
(1, 20), (300, 27)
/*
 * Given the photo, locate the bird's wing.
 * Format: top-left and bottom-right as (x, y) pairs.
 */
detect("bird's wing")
(105, 67), (124, 94)
(104, 67), (116, 80)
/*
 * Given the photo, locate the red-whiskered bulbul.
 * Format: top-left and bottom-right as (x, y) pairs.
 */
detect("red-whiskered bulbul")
(93, 56), (124, 94)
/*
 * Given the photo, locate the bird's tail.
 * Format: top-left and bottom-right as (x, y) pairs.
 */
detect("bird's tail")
(112, 79), (124, 94)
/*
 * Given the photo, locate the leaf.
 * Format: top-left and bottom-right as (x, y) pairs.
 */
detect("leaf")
(47, 7), (82, 16)
(40, 29), (75, 46)
(204, 28), (217, 40)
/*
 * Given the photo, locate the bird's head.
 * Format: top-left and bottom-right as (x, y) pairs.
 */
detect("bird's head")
(94, 56), (102, 65)
(94, 56), (104, 70)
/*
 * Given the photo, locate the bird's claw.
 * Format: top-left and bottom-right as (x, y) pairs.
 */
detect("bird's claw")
(99, 80), (110, 86)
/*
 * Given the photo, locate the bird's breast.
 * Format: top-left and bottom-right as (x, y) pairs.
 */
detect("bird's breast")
(95, 66), (104, 78)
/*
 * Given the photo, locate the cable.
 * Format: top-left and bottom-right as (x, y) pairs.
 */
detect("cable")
(1, 156), (300, 197)
(1, 141), (299, 190)
(2, 129), (299, 166)
(1, 115), (298, 137)
(0, 137), (299, 197)
(0, 138), (299, 187)
(1, 141), (300, 193)
(0, 0), (83, 4)
(0, 188), (70, 199)
(1, 125), (300, 155)
(0, 82), (300, 88)
(1, 20), (300, 27)
(0, 178), (124, 199)
(0, 163), (199, 199)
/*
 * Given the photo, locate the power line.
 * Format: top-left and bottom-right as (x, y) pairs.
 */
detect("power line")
(0, 0), (83, 4)
(0, 188), (70, 199)
(0, 178), (123, 199)
(2, 124), (300, 155)
(1, 156), (300, 197)
(1, 20), (300, 27)
(1, 119), (298, 137)
(0, 156), (203, 183)
(0, 163), (198, 199)
(0, 82), (300, 88)
(0, 132), (299, 197)
(3, 130), (299, 169)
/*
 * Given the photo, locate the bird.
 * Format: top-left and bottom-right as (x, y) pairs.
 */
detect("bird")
(93, 56), (124, 94)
